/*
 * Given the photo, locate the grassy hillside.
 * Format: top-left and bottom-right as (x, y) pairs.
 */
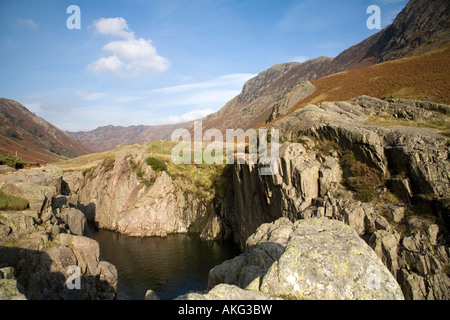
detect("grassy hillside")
(271, 45), (450, 125)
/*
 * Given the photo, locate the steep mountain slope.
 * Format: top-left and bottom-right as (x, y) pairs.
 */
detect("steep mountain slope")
(0, 98), (91, 162)
(201, 0), (450, 133)
(267, 44), (450, 124)
(69, 122), (192, 153)
(328, 0), (450, 73)
(200, 57), (333, 133)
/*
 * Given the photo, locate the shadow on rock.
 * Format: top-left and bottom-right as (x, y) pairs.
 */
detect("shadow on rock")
(0, 238), (117, 300)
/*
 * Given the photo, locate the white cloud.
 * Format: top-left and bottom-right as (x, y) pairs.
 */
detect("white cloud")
(150, 73), (256, 94)
(102, 38), (170, 73)
(88, 17), (169, 76)
(87, 55), (124, 74)
(93, 17), (134, 39)
(17, 18), (37, 29)
(166, 108), (216, 124)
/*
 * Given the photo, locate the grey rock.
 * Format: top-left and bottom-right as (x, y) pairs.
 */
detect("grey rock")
(267, 81), (317, 121)
(0, 211), (36, 235)
(260, 218), (403, 300)
(0, 278), (26, 300)
(145, 289), (160, 300)
(59, 207), (87, 236)
(0, 225), (11, 238)
(0, 165), (16, 174)
(388, 205), (406, 223)
(375, 216), (391, 231)
(62, 144), (215, 238)
(207, 218), (404, 300)
(0, 267), (15, 279)
(177, 284), (276, 300)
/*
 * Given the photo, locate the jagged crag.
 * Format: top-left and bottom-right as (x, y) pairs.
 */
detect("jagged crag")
(1, 0), (449, 300)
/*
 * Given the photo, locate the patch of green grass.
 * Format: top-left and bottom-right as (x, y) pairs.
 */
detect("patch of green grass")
(0, 191), (29, 211)
(146, 157), (167, 172)
(102, 155), (115, 170)
(0, 154), (28, 169)
(364, 115), (450, 136)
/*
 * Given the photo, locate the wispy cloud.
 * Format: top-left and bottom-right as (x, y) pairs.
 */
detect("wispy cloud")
(87, 17), (169, 76)
(23, 72), (255, 131)
(149, 74), (256, 94)
(166, 108), (215, 124)
(17, 18), (37, 29)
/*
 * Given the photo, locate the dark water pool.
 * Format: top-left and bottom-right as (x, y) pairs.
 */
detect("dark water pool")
(86, 226), (240, 300)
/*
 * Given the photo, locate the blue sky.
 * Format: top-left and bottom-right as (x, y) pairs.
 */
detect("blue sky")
(0, 0), (408, 131)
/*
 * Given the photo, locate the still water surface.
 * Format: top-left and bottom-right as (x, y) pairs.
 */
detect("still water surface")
(86, 226), (240, 300)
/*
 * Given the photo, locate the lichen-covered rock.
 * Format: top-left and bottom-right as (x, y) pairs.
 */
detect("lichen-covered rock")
(205, 218), (404, 300)
(177, 284), (276, 300)
(0, 211), (37, 235)
(0, 166), (64, 214)
(0, 274), (26, 300)
(259, 218), (404, 300)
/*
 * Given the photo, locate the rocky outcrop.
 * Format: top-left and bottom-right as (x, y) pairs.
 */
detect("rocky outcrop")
(63, 144), (221, 238)
(0, 165), (66, 213)
(369, 221), (450, 300)
(225, 96), (449, 299)
(196, 58), (333, 135)
(270, 96), (450, 211)
(0, 165), (118, 300)
(0, 234), (118, 300)
(178, 283), (277, 300)
(0, 267), (26, 300)
(230, 142), (344, 248)
(59, 208), (87, 236)
(266, 81), (317, 122)
(183, 218), (404, 300)
(0, 165), (16, 174)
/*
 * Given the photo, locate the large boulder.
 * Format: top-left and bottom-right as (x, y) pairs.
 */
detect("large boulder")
(16, 234), (117, 300)
(0, 165), (64, 214)
(206, 217), (404, 300)
(59, 207), (87, 236)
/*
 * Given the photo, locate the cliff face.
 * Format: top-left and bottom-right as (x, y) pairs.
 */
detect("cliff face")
(62, 144), (221, 238)
(226, 96), (450, 300)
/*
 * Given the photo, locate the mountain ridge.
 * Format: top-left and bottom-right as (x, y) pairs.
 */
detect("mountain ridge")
(0, 98), (91, 163)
